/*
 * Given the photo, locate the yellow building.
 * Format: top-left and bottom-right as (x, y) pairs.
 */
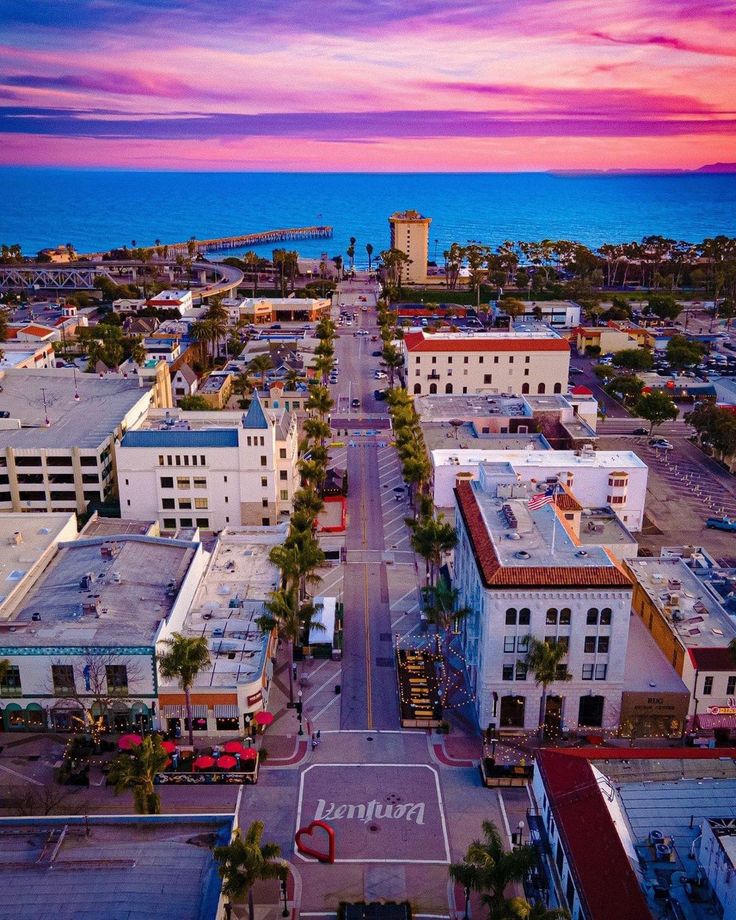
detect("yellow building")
(388, 210), (431, 285)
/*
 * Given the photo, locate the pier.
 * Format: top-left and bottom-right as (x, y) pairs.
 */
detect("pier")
(167, 225), (333, 256)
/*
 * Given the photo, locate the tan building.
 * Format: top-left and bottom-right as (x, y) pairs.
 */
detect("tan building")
(404, 329), (570, 397)
(197, 370), (234, 409)
(388, 210), (431, 285)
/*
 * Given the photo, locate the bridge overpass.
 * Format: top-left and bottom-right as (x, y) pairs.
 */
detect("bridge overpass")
(0, 260), (244, 301)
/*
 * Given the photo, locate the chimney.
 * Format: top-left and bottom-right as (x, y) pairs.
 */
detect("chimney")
(12, 531), (23, 545)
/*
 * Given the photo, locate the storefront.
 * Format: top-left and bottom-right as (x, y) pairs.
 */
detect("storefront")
(620, 690), (689, 740)
(693, 708), (736, 745)
(1, 702), (47, 732)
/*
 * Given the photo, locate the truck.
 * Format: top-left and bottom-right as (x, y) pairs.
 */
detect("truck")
(705, 516), (736, 531)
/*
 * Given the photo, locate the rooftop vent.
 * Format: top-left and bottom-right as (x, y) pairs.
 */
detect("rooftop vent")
(576, 550), (589, 558)
(10, 531), (22, 546)
(515, 550), (530, 560)
(31, 611), (41, 621)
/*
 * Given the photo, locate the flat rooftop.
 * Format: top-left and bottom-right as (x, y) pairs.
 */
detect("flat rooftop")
(433, 447), (645, 469)
(423, 424), (549, 453)
(578, 508), (638, 551)
(0, 513), (76, 608)
(0, 536), (198, 648)
(623, 612), (689, 696)
(0, 815), (230, 920)
(172, 526), (286, 689)
(80, 515), (158, 539)
(626, 556), (736, 650)
(0, 369), (148, 449)
(414, 393), (532, 420)
(198, 372), (232, 394)
(131, 406), (287, 432)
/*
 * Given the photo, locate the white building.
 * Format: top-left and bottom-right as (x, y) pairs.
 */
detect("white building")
(492, 300), (582, 328)
(116, 394), (299, 532)
(403, 328), (570, 397)
(432, 446), (648, 531)
(699, 819), (736, 919)
(0, 531), (206, 733)
(0, 368), (154, 514)
(0, 340), (55, 370)
(146, 289), (194, 314)
(454, 467), (634, 735)
(158, 525), (286, 736)
(172, 364), (199, 403)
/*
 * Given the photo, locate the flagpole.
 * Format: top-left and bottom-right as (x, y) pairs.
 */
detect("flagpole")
(551, 484), (559, 555)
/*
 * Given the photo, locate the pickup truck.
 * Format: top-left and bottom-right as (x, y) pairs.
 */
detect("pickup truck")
(706, 516), (736, 531)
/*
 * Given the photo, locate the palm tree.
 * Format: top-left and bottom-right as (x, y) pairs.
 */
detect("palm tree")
(450, 820), (535, 920)
(501, 899), (570, 920)
(313, 353), (334, 384)
(284, 367), (301, 391)
(247, 353), (273, 391)
(302, 416), (331, 448)
(243, 251), (260, 297)
(257, 586), (301, 702)
(157, 633), (211, 747)
(107, 735), (169, 814)
(525, 637), (572, 741)
(191, 319), (216, 366)
(366, 243), (374, 271)
(214, 821), (286, 920)
(305, 384), (334, 420)
(410, 513), (457, 588)
(292, 487), (325, 518)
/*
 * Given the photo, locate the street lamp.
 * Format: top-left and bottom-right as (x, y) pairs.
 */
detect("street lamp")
(297, 689), (304, 736)
(280, 875), (289, 917)
(517, 820), (525, 846)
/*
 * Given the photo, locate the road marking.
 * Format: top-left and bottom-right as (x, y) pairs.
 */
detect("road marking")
(310, 691), (341, 722)
(359, 447), (373, 731)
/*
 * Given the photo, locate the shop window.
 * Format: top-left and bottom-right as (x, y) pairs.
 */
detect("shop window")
(106, 665), (128, 696)
(0, 665), (22, 696)
(500, 695), (525, 728)
(52, 664), (75, 696)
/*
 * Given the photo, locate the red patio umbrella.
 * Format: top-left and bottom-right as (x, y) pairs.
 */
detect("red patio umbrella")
(240, 747), (258, 760)
(254, 711), (274, 727)
(118, 733), (143, 750)
(193, 755), (215, 770)
(216, 755), (237, 769)
(160, 740), (177, 754)
(222, 740), (247, 754)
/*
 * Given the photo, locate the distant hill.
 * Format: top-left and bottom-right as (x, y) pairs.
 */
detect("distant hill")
(694, 162), (736, 173)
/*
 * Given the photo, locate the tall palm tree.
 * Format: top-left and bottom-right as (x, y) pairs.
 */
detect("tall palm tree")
(214, 821), (286, 920)
(284, 367), (301, 391)
(257, 586), (301, 702)
(525, 637), (572, 741)
(157, 633), (211, 747)
(313, 353), (334, 384)
(243, 250), (260, 297)
(302, 416), (331, 448)
(190, 319), (215, 366)
(292, 487), (325, 518)
(247, 353), (273, 390)
(501, 899), (570, 920)
(305, 384), (334, 420)
(410, 513), (457, 588)
(450, 820), (535, 920)
(366, 243), (374, 271)
(107, 735), (169, 814)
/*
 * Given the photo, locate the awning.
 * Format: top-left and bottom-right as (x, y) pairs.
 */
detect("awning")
(214, 705), (240, 719)
(188, 704), (208, 719)
(695, 713), (736, 731)
(162, 705), (185, 719)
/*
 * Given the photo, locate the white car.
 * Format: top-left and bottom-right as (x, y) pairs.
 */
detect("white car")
(374, 371), (387, 379)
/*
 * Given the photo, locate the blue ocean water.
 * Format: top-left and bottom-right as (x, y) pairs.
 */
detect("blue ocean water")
(2, 168), (735, 263)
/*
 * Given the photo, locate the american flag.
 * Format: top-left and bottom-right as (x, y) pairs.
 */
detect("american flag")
(528, 484), (561, 511)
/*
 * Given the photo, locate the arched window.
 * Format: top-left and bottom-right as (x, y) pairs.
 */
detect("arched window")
(553, 382), (562, 394)
(586, 607), (599, 625)
(429, 383), (437, 394)
(522, 383), (530, 394)
(559, 607), (571, 625)
(505, 607), (517, 625)
(600, 607), (612, 625)
(546, 607), (558, 625)
(537, 383), (546, 394)
(445, 383), (453, 394)
(413, 383), (422, 394)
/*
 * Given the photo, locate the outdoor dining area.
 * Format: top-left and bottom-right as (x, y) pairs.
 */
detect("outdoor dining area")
(116, 733), (261, 784)
(396, 648), (443, 729)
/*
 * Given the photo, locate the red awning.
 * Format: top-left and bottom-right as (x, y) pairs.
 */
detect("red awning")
(695, 713), (736, 731)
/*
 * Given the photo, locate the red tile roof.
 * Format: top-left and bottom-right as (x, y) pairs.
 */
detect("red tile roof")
(454, 480), (631, 588)
(22, 323), (55, 337)
(688, 647), (736, 671)
(570, 385), (593, 395)
(404, 331), (569, 353)
(537, 750), (653, 920)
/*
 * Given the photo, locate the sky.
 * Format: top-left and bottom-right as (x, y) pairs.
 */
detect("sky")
(1, 0), (735, 171)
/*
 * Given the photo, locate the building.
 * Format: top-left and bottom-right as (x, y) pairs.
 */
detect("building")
(574, 323), (651, 355)
(0, 814), (232, 920)
(0, 340), (55, 370)
(416, 392), (598, 453)
(235, 297), (330, 324)
(531, 748), (736, 920)
(493, 300), (582, 328)
(0, 368), (154, 514)
(116, 394), (299, 532)
(388, 210), (431, 285)
(0, 531), (206, 732)
(454, 469), (633, 736)
(625, 555), (736, 740)
(404, 328), (570, 397)
(146, 289), (194, 314)
(143, 334), (182, 365)
(197, 370), (234, 409)
(432, 446), (648, 531)
(158, 526), (286, 736)
(173, 363), (199, 403)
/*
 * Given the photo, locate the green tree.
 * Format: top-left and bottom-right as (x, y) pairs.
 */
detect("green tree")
(525, 637), (572, 741)
(502, 298), (527, 320)
(611, 348), (653, 371)
(107, 735), (169, 814)
(178, 395), (212, 411)
(635, 390), (678, 434)
(605, 374), (644, 406)
(366, 243), (374, 271)
(214, 821), (286, 920)
(665, 335), (705, 370)
(449, 820), (535, 920)
(247, 353), (273, 390)
(646, 294), (681, 322)
(409, 513), (457, 587)
(501, 899), (570, 920)
(257, 587), (301, 702)
(157, 633), (211, 747)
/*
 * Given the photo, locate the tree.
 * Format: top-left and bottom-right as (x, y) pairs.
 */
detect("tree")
(214, 821), (286, 920)
(646, 294), (681, 322)
(366, 243), (374, 271)
(525, 637), (572, 741)
(247, 353), (273, 390)
(605, 374), (644, 406)
(502, 298), (527, 320)
(501, 899), (570, 920)
(611, 348), (653, 371)
(107, 735), (169, 814)
(410, 513), (457, 587)
(257, 587), (301, 703)
(157, 633), (211, 747)
(178, 395), (212, 411)
(635, 390), (678, 434)
(665, 335), (704, 370)
(449, 820), (535, 920)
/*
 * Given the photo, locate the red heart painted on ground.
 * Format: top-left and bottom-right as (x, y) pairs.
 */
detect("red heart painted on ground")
(295, 820), (335, 863)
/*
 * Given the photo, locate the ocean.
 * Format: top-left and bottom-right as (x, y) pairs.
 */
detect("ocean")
(2, 168), (736, 264)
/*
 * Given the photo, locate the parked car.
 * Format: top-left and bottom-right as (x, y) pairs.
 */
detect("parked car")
(649, 438), (673, 449)
(374, 371), (387, 379)
(371, 350), (383, 357)
(569, 367), (585, 375)
(632, 427), (648, 435)
(351, 398), (361, 408)
(374, 389), (388, 401)
(706, 516), (736, 531)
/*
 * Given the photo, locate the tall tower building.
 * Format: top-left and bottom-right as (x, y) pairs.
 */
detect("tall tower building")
(388, 210), (431, 285)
